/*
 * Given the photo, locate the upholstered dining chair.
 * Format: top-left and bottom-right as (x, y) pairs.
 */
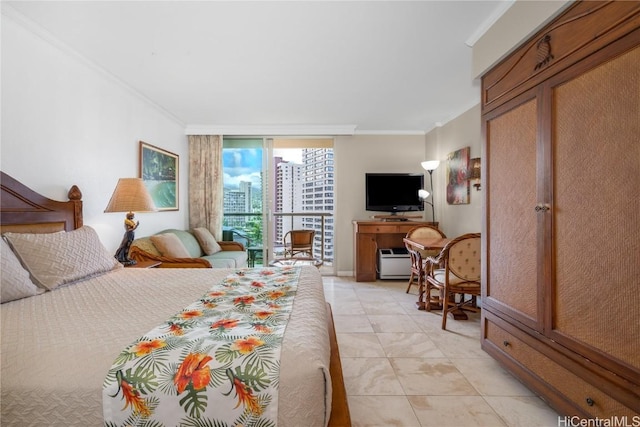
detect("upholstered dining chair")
(404, 225), (447, 294)
(425, 233), (481, 330)
(283, 229), (316, 258)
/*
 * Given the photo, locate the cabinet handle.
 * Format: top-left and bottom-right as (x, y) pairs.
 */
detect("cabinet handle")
(585, 397), (594, 406)
(534, 204), (550, 212)
(503, 340), (510, 347)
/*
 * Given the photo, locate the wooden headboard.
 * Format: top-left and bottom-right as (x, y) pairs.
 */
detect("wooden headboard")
(0, 171), (83, 234)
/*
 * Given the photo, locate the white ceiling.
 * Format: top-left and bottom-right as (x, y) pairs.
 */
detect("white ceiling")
(5, 1), (510, 134)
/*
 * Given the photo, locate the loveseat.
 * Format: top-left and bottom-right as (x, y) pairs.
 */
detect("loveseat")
(129, 228), (248, 268)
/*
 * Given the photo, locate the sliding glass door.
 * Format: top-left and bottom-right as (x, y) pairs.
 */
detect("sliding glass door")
(222, 137), (334, 273)
(222, 138), (264, 266)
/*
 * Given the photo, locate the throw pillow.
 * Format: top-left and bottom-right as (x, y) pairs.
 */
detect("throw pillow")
(150, 233), (191, 258)
(1, 238), (41, 303)
(3, 226), (121, 291)
(192, 227), (222, 255)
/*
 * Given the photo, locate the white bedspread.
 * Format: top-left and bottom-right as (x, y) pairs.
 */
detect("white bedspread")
(1, 266), (331, 426)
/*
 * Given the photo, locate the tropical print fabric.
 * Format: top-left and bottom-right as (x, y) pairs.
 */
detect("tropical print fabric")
(103, 267), (300, 427)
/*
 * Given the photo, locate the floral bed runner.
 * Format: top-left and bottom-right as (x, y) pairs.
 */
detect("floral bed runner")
(103, 267), (300, 427)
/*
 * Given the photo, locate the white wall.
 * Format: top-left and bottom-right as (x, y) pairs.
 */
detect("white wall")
(333, 134), (426, 275)
(1, 12), (190, 253)
(425, 105), (482, 239)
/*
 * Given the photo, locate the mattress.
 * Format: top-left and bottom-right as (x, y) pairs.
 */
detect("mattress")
(0, 266), (331, 426)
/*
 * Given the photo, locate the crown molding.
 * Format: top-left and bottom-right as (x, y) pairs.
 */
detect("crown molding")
(353, 129), (427, 136)
(465, 0), (516, 47)
(185, 124), (357, 136)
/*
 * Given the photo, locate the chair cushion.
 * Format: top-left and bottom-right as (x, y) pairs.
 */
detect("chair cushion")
(431, 268), (471, 285)
(192, 227), (222, 255)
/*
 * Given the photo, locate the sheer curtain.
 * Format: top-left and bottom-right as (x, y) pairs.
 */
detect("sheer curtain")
(188, 135), (223, 239)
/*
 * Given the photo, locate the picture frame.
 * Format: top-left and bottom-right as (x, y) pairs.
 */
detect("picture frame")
(139, 141), (179, 211)
(446, 146), (470, 205)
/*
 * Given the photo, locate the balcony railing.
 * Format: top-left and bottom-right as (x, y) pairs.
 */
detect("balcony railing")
(222, 212), (334, 265)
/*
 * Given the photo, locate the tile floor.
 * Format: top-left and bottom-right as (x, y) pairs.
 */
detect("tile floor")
(322, 275), (561, 427)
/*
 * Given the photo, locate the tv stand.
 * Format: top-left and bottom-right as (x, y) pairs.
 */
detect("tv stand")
(353, 220), (438, 282)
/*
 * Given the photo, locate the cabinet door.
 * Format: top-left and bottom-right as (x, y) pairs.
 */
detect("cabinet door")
(484, 94), (542, 330)
(549, 44), (639, 375)
(355, 232), (377, 281)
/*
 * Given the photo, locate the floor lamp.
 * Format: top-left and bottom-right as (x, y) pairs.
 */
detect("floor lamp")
(420, 160), (440, 223)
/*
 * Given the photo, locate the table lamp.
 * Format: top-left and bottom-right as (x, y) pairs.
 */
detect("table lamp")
(104, 178), (157, 265)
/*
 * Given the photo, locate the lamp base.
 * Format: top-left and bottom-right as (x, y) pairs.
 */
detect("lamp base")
(114, 230), (136, 265)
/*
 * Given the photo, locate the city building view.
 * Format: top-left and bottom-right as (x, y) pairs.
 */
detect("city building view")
(222, 143), (334, 267)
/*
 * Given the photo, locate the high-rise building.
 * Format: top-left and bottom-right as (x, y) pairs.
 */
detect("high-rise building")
(302, 148), (334, 262)
(223, 181), (252, 228)
(274, 160), (303, 243)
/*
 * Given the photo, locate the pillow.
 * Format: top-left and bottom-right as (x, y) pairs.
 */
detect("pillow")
(131, 237), (162, 257)
(1, 238), (41, 303)
(150, 233), (191, 258)
(3, 226), (121, 290)
(192, 227), (222, 255)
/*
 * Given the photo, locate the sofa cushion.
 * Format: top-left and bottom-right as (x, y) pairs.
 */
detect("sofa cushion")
(130, 236), (161, 257)
(202, 250), (248, 269)
(192, 227), (222, 255)
(158, 229), (203, 258)
(150, 233), (191, 258)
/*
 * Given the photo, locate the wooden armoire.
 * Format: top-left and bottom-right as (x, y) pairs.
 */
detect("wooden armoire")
(480, 1), (639, 419)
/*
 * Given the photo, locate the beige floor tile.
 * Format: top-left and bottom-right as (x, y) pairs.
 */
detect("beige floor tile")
(337, 333), (386, 357)
(450, 358), (535, 396)
(334, 314), (375, 333)
(376, 333), (445, 358)
(484, 396), (560, 427)
(361, 301), (408, 315)
(348, 396), (421, 427)
(329, 299), (366, 315)
(389, 357), (478, 396)
(342, 357), (406, 396)
(368, 314), (422, 333)
(423, 326), (490, 359)
(324, 291), (360, 305)
(408, 395), (508, 427)
(323, 276), (560, 426)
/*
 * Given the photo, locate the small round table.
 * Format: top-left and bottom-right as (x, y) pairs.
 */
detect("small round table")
(269, 257), (323, 269)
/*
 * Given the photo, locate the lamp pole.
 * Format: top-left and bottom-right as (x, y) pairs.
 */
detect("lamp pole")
(428, 169), (436, 223)
(420, 160), (440, 224)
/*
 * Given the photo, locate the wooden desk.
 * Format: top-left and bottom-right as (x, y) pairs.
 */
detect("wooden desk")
(353, 220), (437, 282)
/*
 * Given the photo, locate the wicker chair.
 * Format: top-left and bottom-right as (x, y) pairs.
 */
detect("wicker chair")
(425, 233), (481, 330)
(404, 225), (447, 295)
(283, 229), (315, 258)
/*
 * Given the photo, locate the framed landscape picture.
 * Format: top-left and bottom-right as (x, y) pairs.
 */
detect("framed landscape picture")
(446, 146), (470, 205)
(139, 141), (179, 211)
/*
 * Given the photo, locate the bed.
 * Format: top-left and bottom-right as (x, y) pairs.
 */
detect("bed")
(0, 171), (350, 427)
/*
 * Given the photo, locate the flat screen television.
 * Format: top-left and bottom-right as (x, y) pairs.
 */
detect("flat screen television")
(365, 173), (424, 214)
